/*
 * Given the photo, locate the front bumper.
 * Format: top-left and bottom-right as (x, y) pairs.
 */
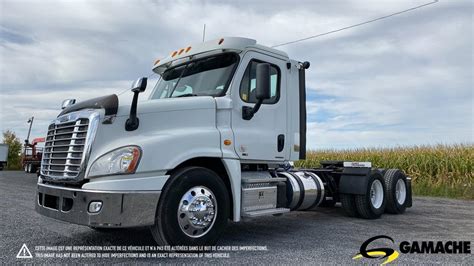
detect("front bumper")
(36, 183), (161, 228)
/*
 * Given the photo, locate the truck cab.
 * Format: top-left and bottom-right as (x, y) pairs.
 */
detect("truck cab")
(36, 37), (411, 246)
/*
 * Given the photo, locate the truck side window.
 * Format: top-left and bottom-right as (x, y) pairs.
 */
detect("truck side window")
(239, 60), (280, 104)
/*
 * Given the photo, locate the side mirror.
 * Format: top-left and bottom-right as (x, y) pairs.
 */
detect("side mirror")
(255, 63), (271, 100)
(61, 99), (76, 109)
(242, 63), (271, 120)
(125, 77), (147, 131)
(131, 77), (147, 93)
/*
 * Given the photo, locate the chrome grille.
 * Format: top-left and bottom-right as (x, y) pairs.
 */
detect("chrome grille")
(40, 110), (99, 182)
(42, 119), (89, 178)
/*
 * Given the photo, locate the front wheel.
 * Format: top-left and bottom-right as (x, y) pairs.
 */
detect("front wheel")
(150, 167), (230, 246)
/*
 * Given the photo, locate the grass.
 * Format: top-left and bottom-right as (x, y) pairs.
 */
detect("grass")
(296, 144), (474, 200)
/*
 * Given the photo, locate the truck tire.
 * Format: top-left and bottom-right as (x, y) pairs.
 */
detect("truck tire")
(355, 171), (386, 219)
(383, 169), (408, 214)
(340, 194), (358, 217)
(150, 166), (230, 246)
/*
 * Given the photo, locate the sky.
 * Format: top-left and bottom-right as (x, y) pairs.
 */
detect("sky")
(0, 0), (472, 149)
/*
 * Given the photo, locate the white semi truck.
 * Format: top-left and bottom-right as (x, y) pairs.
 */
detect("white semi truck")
(36, 37), (412, 246)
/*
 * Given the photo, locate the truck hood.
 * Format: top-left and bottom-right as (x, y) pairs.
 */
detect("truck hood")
(59, 93), (218, 118)
(84, 95), (220, 178)
(115, 95), (217, 117)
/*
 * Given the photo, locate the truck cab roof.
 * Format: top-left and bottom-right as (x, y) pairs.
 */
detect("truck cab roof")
(152, 37), (289, 74)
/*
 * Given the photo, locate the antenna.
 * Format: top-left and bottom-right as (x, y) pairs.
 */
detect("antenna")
(272, 0), (438, 48)
(202, 24), (206, 42)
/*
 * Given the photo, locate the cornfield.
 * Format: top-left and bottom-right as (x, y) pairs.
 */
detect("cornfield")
(296, 144), (474, 199)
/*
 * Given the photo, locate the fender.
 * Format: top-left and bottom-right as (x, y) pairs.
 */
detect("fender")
(222, 158), (241, 222)
(338, 167), (373, 195)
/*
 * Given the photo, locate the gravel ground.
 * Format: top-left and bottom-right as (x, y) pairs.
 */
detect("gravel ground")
(0, 170), (472, 264)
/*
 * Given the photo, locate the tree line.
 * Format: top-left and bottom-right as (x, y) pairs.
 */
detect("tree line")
(2, 130), (23, 170)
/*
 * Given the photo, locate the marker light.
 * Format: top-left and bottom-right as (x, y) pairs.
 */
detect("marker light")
(178, 48), (185, 55)
(218, 38), (224, 45)
(154, 59), (160, 65)
(185, 46), (192, 52)
(171, 51), (178, 57)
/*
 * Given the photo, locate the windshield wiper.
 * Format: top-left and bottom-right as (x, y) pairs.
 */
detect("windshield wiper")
(174, 93), (198, 98)
(169, 64), (189, 97)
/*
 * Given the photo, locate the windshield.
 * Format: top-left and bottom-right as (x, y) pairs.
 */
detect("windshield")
(151, 53), (239, 99)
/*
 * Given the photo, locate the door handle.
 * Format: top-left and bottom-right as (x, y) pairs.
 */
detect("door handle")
(277, 134), (285, 152)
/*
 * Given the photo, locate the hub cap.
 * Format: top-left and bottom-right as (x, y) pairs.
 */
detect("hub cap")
(395, 179), (407, 205)
(177, 186), (217, 238)
(370, 179), (384, 209)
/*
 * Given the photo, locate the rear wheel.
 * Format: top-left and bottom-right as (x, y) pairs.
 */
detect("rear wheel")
(150, 167), (230, 246)
(383, 169), (408, 214)
(355, 171), (386, 219)
(340, 194), (358, 217)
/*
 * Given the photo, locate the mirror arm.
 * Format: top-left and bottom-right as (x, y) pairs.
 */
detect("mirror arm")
(252, 99), (263, 114)
(125, 91), (140, 131)
(242, 99), (264, 120)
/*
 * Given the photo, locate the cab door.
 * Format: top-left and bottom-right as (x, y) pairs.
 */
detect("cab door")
(230, 51), (288, 161)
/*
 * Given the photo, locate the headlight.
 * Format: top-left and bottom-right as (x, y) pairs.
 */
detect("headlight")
(88, 146), (142, 177)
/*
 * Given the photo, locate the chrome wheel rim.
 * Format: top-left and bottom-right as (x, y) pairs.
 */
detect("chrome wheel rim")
(177, 186), (217, 238)
(370, 179), (384, 209)
(395, 179), (407, 205)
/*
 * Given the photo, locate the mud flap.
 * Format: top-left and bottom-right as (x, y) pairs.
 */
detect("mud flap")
(406, 176), (413, 207)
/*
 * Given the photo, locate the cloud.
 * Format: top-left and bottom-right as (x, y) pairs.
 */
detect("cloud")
(0, 0), (472, 149)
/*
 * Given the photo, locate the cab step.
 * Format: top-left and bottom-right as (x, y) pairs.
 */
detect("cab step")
(242, 208), (290, 218)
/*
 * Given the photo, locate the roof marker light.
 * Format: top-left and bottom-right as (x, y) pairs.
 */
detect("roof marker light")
(154, 59), (160, 65)
(218, 38), (224, 45)
(185, 46), (192, 52)
(178, 48), (185, 55)
(171, 51), (178, 57)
